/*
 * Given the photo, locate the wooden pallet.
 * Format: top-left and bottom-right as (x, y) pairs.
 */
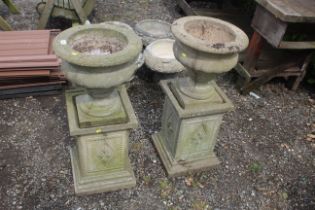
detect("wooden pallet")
(0, 29), (66, 98)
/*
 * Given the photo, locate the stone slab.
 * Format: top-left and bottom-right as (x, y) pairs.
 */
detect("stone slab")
(76, 94), (128, 128)
(159, 79), (234, 118)
(169, 79), (224, 109)
(65, 85), (138, 136)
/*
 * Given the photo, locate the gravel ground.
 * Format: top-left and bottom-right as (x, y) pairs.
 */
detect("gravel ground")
(0, 1), (315, 210)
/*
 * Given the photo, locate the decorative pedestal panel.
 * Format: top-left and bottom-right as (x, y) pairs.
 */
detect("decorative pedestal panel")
(66, 86), (138, 195)
(152, 80), (233, 177)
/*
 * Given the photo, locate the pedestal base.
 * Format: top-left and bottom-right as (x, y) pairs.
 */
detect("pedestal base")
(70, 146), (136, 195)
(65, 86), (138, 195)
(152, 133), (220, 177)
(152, 80), (233, 177)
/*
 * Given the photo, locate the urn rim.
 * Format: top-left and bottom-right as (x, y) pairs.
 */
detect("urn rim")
(53, 23), (142, 68)
(144, 38), (185, 73)
(135, 19), (172, 39)
(171, 16), (249, 54)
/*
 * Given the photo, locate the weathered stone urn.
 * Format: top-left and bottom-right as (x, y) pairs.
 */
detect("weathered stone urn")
(152, 16), (248, 176)
(53, 23), (143, 195)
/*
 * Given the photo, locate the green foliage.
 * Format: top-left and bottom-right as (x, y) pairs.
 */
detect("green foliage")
(143, 175), (152, 186)
(159, 179), (173, 198)
(249, 162), (263, 173)
(192, 199), (209, 210)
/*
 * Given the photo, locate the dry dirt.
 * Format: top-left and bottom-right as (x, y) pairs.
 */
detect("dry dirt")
(0, 0), (314, 210)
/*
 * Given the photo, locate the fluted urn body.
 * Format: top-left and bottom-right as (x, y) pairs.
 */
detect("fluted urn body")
(171, 16), (248, 103)
(53, 23), (143, 126)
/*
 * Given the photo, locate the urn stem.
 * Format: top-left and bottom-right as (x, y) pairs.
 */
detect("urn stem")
(193, 71), (215, 89)
(87, 88), (115, 99)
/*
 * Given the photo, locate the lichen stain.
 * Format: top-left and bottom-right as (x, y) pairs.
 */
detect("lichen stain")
(212, 43), (225, 49)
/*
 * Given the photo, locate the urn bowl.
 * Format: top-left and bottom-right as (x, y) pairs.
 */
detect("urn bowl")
(171, 16), (249, 73)
(53, 23), (143, 90)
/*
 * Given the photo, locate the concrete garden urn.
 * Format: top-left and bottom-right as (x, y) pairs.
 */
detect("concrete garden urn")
(152, 16), (248, 176)
(53, 23), (143, 195)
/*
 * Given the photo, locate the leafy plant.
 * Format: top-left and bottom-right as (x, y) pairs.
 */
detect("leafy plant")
(192, 199), (209, 210)
(249, 162), (263, 173)
(159, 179), (173, 198)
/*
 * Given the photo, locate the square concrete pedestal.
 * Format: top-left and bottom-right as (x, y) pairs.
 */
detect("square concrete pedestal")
(152, 80), (233, 177)
(65, 86), (138, 195)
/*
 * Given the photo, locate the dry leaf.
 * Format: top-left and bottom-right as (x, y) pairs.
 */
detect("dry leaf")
(185, 177), (193, 187)
(280, 143), (289, 149)
(308, 98), (315, 104)
(197, 182), (205, 189)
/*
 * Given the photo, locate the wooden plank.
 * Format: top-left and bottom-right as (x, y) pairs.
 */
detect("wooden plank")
(0, 15), (12, 31)
(292, 53), (312, 90)
(251, 67), (300, 77)
(2, 0), (20, 14)
(37, 0), (55, 29)
(0, 49), (51, 57)
(0, 39), (50, 44)
(252, 5), (287, 48)
(279, 41), (315, 49)
(0, 90), (61, 99)
(71, 0), (87, 23)
(194, 8), (243, 18)
(0, 67), (59, 72)
(255, 0), (315, 23)
(243, 31), (265, 72)
(48, 30), (60, 54)
(241, 62), (298, 94)
(235, 63), (251, 80)
(0, 81), (65, 90)
(0, 55), (58, 63)
(0, 30), (50, 38)
(0, 70), (51, 78)
(0, 61), (60, 69)
(0, 30), (50, 56)
(177, 0), (196, 15)
(0, 43), (52, 52)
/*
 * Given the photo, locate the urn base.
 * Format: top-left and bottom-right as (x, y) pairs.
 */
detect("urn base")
(65, 86), (138, 195)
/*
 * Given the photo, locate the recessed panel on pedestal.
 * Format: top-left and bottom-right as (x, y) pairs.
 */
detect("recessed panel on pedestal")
(77, 132), (127, 175)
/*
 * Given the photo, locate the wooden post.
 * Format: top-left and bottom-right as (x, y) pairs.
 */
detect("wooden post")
(0, 16), (12, 31)
(2, 0), (20, 14)
(292, 53), (312, 90)
(37, 0), (55, 29)
(71, 0), (87, 24)
(243, 31), (264, 73)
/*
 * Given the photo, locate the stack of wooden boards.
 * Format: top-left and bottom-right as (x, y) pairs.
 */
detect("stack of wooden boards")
(0, 29), (65, 99)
